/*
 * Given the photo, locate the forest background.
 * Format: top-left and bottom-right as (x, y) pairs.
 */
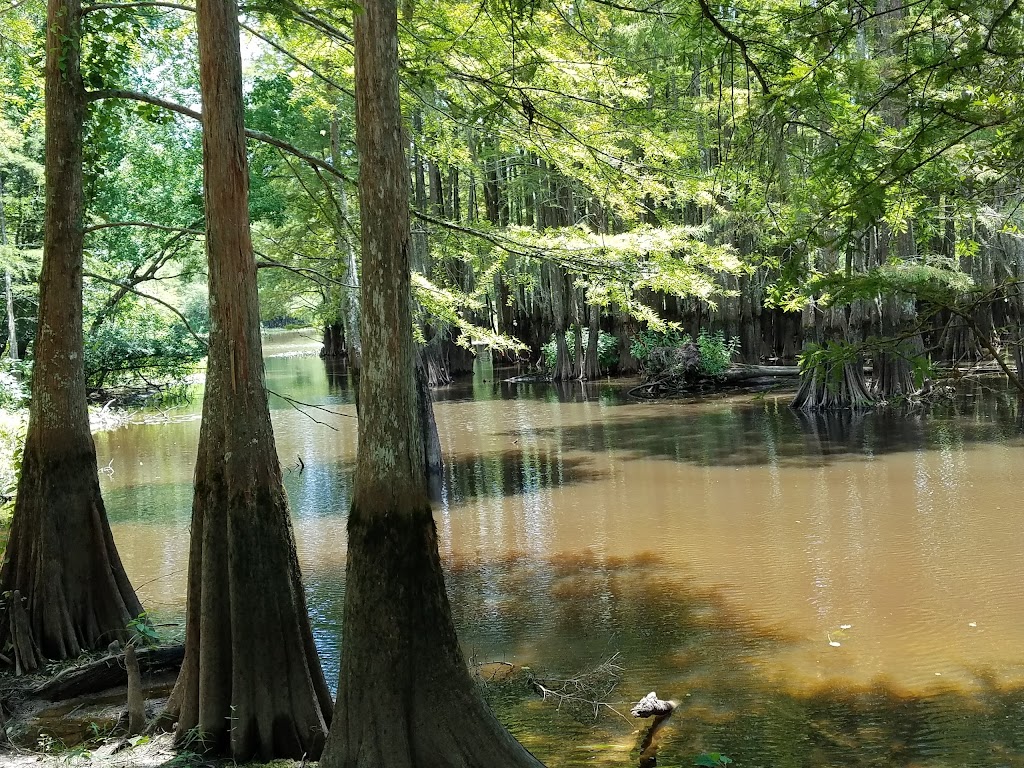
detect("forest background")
(0, 0), (1022, 427)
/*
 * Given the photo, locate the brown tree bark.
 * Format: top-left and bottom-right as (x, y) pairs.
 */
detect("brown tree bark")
(0, 0), (143, 662)
(161, 0), (332, 759)
(318, 0), (544, 764)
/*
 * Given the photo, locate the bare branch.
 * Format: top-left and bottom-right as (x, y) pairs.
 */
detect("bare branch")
(255, 253), (357, 289)
(239, 21), (352, 97)
(264, 388), (356, 430)
(527, 654), (630, 724)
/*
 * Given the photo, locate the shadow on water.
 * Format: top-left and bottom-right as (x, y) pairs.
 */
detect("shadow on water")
(516, 390), (1024, 469)
(443, 552), (1024, 768)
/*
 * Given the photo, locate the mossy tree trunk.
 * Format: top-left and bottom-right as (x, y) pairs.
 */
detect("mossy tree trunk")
(0, 0), (143, 663)
(162, 0), (332, 759)
(318, 0), (544, 763)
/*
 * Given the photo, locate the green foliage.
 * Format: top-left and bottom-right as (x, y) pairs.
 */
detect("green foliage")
(0, 412), (26, 523)
(127, 612), (160, 647)
(806, 263), (975, 308)
(413, 272), (525, 356)
(540, 331), (619, 373)
(0, 360), (28, 408)
(85, 302), (205, 390)
(696, 331), (739, 377)
(629, 327), (690, 364)
(631, 328), (737, 378)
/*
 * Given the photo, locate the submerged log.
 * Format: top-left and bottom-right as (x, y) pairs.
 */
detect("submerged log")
(630, 691), (675, 719)
(31, 644), (185, 701)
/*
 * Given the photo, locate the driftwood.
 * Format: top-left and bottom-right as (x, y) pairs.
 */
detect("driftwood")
(124, 644), (146, 735)
(31, 644), (184, 701)
(630, 691), (675, 719)
(529, 654), (627, 722)
(629, 364), (799, 400)
(717, 365), (799, 382)
(9, 590), (41, 675)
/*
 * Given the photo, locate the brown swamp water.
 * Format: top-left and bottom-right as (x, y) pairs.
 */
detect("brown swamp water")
(94, 335), (1024, 767)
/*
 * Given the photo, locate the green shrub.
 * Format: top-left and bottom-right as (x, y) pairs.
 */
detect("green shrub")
(85, 306), (206, 390)
(541, 331), (619, 373)
(630, 327), (737, 378)
(629, 327), (690, 363)
(696, 330), (739, 376)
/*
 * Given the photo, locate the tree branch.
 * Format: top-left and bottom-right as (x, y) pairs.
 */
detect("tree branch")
(238, 21), (352, 97)
(86, 89), (352, 183)
(84, 220), (204, 236)
(243, 1), (353, 45)
(947, 305), (1024, 395)
(83, 271), (208, 348)
(255, 253), (357, 289)
(82, 1), (193, 12)
(264, 388), (356, 429)
(695, 0), (770, 94)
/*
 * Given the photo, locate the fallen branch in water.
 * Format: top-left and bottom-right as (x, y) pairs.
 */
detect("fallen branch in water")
(527, 653), (631, 723)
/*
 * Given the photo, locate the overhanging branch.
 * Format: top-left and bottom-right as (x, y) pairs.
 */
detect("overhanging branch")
(85, 220), (204, 236)
(83, 271), (208, 348)
(86, 89), (352, 183)
(82, 1), (193, 12)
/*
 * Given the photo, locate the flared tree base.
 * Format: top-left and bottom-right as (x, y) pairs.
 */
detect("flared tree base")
(1, 439), (143, 661)
(792, 362), (875, 410)
(163, 478), (331, 761)
(872, 351), (920, 401)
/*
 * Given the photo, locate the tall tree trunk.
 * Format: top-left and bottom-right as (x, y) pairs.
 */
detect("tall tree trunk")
(162, 0), (332, 759)
(584, 302), (601, 379)
(0, 0), (143, 662)
(0, 175), (17, 361)
(330, 111), (362, 371)
(318, 0), (543, 763)
(4, 270), (16, 361)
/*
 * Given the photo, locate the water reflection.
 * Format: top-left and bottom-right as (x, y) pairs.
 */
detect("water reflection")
(525, 395), (1024, 468)
(87, 352), (1024, 767)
